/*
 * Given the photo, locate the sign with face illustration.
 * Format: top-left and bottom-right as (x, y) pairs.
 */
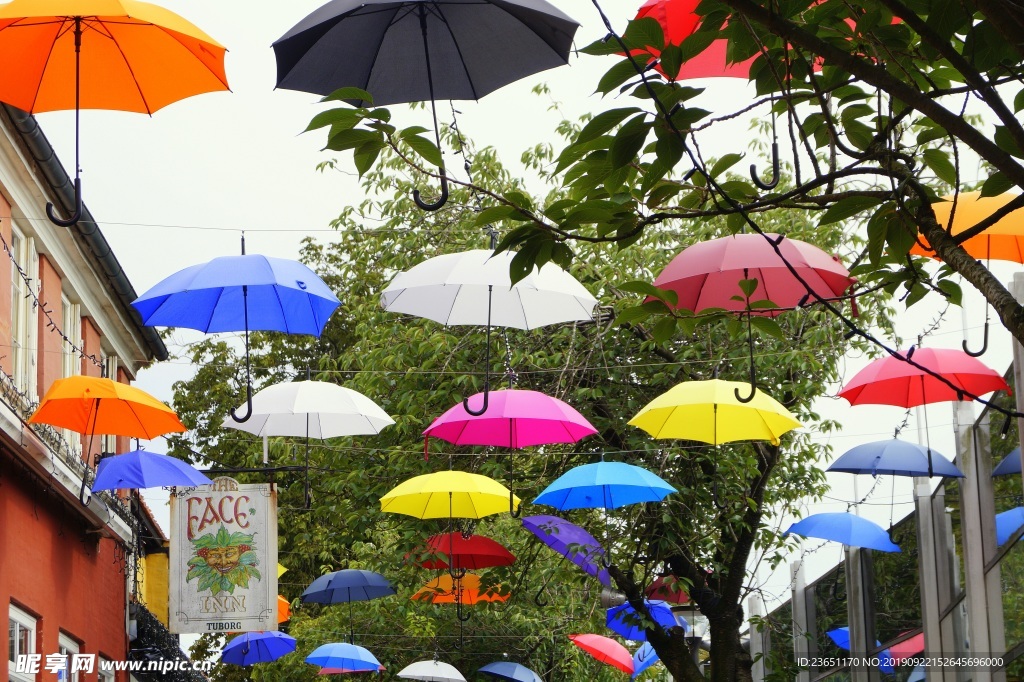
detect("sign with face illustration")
(169, 477), (278, 634)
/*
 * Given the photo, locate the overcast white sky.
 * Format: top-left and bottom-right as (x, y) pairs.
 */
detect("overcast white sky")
(31, 0), (1013, 617)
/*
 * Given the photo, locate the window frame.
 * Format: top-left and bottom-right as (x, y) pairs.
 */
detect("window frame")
(9, 226), (37, 398)
(8, 603), (37, 682)
(56, 632), (79, 682)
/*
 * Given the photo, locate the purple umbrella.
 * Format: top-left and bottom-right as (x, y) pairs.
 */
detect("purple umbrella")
(521, 515), (610, 586)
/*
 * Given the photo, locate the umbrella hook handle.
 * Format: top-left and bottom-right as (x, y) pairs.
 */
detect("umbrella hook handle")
(600, 553), (612, 569)
(463, 287), (493, 416)
(230, 285), (254, 423)
(534, 584), (549, 607)
(48, 17), (83, 227)
(47, 178), (83, 227)
(413, 172), (449, 211)
(456, 598), (472, 623)
(750, 141), (780, 191)
(509, 490), (522, 518)
(734, 312), (757, 403)
(962, 313), (989, 357)
(229, 375), (254, 422)
(712, 480), (727, 510)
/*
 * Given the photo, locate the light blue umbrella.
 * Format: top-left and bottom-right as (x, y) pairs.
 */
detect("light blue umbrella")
(221, 631), (296, 666)
(478, 661), (543, 682)
(827, 439), (963, 478)
(92, 449), (211, 491)
(533, 461), (676, 510)
(305, 642), (381, 671)
(907, 664), (926, 682)
(785, 513), (900, 552)
(992, 447), (1022, 477)
(996, 506), (1024, 545)
(825, 628), (895, 674)
(631, 642), (659, 679)
(606, 600), (685, 642)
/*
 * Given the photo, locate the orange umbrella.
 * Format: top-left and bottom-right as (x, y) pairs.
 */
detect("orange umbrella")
(911, 192), (1024, 263)
(29, 375), (186, 439)
(278, 595), (291, 624)
(0, 0), (229, 225)
(411, 574), (508, 605)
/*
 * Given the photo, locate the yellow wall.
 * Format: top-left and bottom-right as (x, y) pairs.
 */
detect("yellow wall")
(141, 550), (169, 627)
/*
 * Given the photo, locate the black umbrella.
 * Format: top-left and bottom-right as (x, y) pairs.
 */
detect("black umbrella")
(273, 0), (579, 209)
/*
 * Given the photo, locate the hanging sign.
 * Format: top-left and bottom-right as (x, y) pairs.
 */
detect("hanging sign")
(169, 477), (277, 634)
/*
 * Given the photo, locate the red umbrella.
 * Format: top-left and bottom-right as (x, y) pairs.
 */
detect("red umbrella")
(838, 348), (1010, 407)
(569, 634), (634, 674)
(413, 532), (516, 571)
(645, 576), (690, 604)
(889, 632), (925, 663)
(652, 233), (855, 316)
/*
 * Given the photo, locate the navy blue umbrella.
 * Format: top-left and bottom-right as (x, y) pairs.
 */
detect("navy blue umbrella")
(478, 661), (543, 682)
(786, 513), (901, 552)
(302, 569), (396, 643)
(996, 507), (1024, 545)
(825, 628), (895, 674)
(305, 642), (381, 671)
(533, 461), (676, 510)
(632, 642), (659, 679)
(827, 439), (964, 478)
(221, 631), (296, 666)
(92, 449), (211, 491)
(606, 599), (685, 642)
(993, 447), (1022, 477)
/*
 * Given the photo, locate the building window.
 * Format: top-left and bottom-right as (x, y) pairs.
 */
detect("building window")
(97, 658), (113, 682)
(60, 294), (80, 380)
(101, 356), (118, 455)
(8, 603), (37, 682)
(9, 227), (36, 397)
(56, 633), (79, 682)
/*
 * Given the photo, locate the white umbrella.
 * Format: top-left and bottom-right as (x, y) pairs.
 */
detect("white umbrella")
(380, 249), (597, 330)
(397, 660), (467, 682)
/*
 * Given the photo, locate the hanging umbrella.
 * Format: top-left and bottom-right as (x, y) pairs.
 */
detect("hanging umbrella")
(274, 0), (578, 211)
(380, 470), (521, 519)
(628, 378), (802, 445)
(606, 599), (685, 642)
(319, 666), (385, 674)
(888, 633), (925, 662)
(132, 240), (341, 423)
(301, 569), (396, 643)
(907, 665), (926, 682)
(785, 513), (901, 552)
(221, 631), (296, 666)
(825, 628), (896, 674)
(0, 0), (228, 226)
(411, 573), (508, 605)
(278, 595), (291, 624)
(645, 576), (690, 604)
(993, 447), (1022, 476)
(533, 461), (676, 510)
(521, 515), (610, 586)
(413, 532), (515, 571)
(306, 643), (382, 672)
(827, 439), (964, 478)
(478, 661), (543, 682)
(631, 642), (660, 679)
(92, 449), (211, 491)
(568, 634), (634, 674)
(996, 507), (1024, 545)
(838, 348), (1009, 407)
(396, 659), (467, 682)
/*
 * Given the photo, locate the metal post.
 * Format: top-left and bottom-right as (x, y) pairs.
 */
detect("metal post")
(844, 547), (879, 682)
(1013, 273), (1024, 518)
(792, 560), (812, 682)
(748, 592), (769, 682)
(915, 473), (944, 682)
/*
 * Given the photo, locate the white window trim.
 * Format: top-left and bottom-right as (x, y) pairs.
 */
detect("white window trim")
(57, 633), (79, 682)
(101, 356), (118, 455)
(9, 226), (37, 400)
(9, 603), (37, 682)
(97, 657), (114, 682)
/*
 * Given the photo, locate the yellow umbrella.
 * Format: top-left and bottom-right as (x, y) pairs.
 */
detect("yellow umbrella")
(628, 379), (801, 446)
(380, 470), (521, 519)
(910, 191), (1024, 263)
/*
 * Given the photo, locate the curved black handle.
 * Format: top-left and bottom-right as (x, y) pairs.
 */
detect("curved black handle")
(712, 480), (727, 510)
(463, 387), (489, 416)
(456, 598), (472, 622)
(601, 553), (612, 569)
(47, 178), (83, 227)
(750, 142), (780, 191)
(734, 382), (757, 403)
(509, 491), (522, 518)
(534, 585), (549, 607)
(962, 319), (989, 357)
(735, 312), (757, 403)
(413, 171), (449, 211)
(230, 383), (253, 423)
(448, 566), (468, 581)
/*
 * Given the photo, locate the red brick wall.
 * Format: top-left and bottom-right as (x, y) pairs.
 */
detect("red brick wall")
(36, 255), (63, 397)
(0, 452), (128, 681)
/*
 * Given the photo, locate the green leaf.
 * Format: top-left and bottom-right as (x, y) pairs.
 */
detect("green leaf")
(651, 316), (677, 343)
(994, 125), (1024, 159)
(818, 195), (881, 225)
(404, 135), (444, 167)
(617, 280), (679, 306)
(750, 316), (785, 340)
(597, 60), (643, 95)
(922, 148), (957, 185)
(509, 248), (536, 284)
(1015, 89), (1024, 113)
(325, 128), (382, 152)
(305, 108), (362, 133)
(622, 17), (665, 53)
(710, 153), (744, 177)
(475, 205), (519, 225)
(654, 128), (684, 169)
(936, 279), (963, 304)
(659, 44), (683, 80)
(321, 87), (373, 105)
(738, 278), (759, 298)
(980, 172), (1013, 198)
(610, 115), (651, 169)
(353, 140), (384, 177)
(577, 108), (642, 145)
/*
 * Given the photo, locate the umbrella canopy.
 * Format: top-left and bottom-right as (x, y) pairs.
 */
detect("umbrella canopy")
(651, 233), (855, 316)
(631, 642), (660, 679)
(92, 449), (211, 491)
(424, 389), (597, 448)
(786, 513), (901, 552)
(827, 439), (964, 478)
(908, 665), (926, 682)
(221, 631), (296, 666)
(29, 375), (186, 438)
(911, 192), (1024, 263)
(645, 576), (690, 604)
(411, 574), (508, 604)
(273, 0), (578, 106)
(825, 628), (895, 674)
(278, 595), (291, 624)
(521, 515), (610, 585)
(133, 254), (340, 336)
(628, 378), (802, 445)
(396, 659), (466, 682)
(996, 507), (1024, 545)
(606, 600), (683, 642)
(568, 634), (634, 675)
(993, 447), (1022, 476)
(380, 471), (521, 519)
(889, 633), (925, 661)
(221, 380), (394, 438)
(380, 250), (597, 330)
(306, 643), (381, 672)
(534, 461), (676, 510)
(478, 661), (543, 682)
(414, 533), (515, 571)
(301, 569), (396, 604)
(319, 666), (385, 674)
(838, 348), (1010, 407)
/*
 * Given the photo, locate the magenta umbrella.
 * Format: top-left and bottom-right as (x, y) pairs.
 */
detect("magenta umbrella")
(423, 389), (598, 516)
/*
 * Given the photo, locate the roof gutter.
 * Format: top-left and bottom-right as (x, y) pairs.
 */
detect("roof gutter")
(1, 103), (168, 362)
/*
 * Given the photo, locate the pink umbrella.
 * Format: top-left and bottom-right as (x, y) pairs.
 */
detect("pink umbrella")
(568, 634), (634, 674)
(888, 633), (925, 663)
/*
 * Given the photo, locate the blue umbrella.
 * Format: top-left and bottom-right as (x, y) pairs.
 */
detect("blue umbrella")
(907, 664), (926, 682)
(521, 515), (610, 586)
(996, 506), (1024, 545)
(632, 642), (659, 679)
(992, 447), (1022, 476)
(533, 461), (676, 510)
(785, 513), (900, 552)
(132, 243), (341, 422)
(827, 439), (964, 478)
(92, 449), (212, 491)
(478, 661), (543, 682)
(825, 628), (895, 674)
(305, 642), (381, 671)
(221, 631), (296, 666)
(606, 600), (684, 642)
(302, 569), (396, 643)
